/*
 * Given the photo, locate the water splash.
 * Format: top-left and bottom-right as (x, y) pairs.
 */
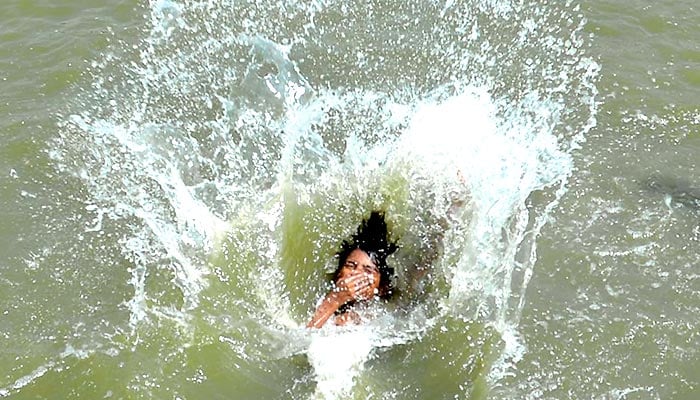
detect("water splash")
(49, 0), (598, 398)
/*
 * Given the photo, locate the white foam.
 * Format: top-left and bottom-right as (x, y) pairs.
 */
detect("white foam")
(396, 87), (499, 183)
(307, 328), (374, 399)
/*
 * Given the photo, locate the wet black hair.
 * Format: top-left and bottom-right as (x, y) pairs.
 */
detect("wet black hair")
(333, 211), (399, 298)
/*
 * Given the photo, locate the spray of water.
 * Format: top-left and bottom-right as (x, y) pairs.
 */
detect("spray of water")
(46, 0), (599, 398)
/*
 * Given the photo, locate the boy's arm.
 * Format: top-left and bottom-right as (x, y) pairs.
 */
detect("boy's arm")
(306, 291), (352, 328)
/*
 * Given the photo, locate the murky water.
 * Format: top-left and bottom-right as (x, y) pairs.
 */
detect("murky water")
(1, 0), (698, 399)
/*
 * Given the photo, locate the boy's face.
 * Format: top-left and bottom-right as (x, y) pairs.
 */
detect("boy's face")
(336, 248), (381, 298)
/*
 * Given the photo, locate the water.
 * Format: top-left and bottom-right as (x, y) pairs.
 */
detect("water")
(1, 0), (698, 399)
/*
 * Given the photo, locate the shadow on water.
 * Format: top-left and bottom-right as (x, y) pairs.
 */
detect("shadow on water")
(643, 175), (700, 212)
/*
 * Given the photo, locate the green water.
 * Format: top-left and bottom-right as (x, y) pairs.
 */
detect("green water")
(2, 0), (699, 399)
